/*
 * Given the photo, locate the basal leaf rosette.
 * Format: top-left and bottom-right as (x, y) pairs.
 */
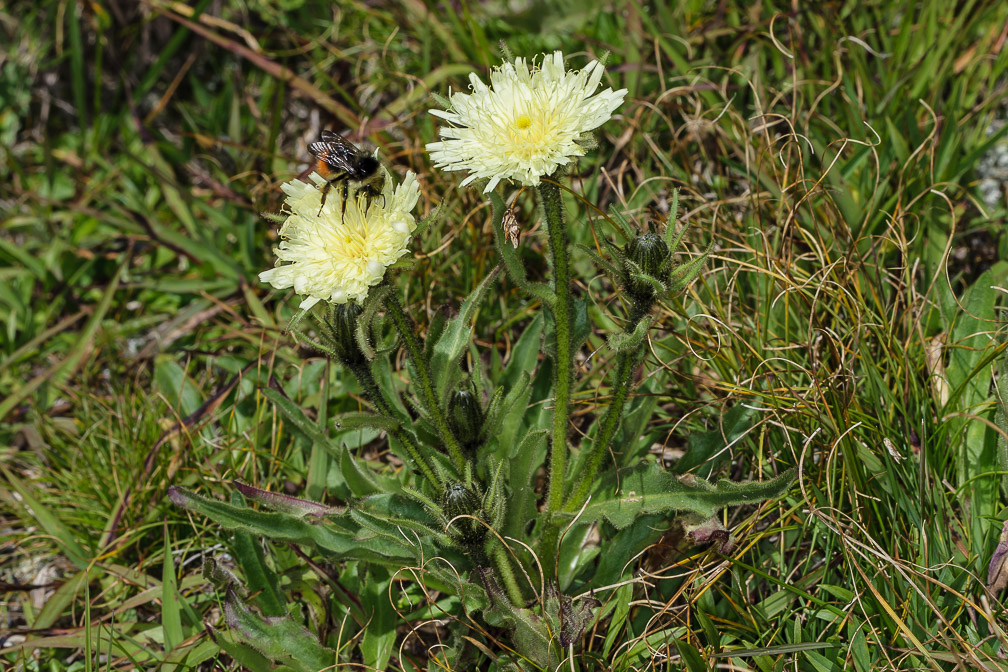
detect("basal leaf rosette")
(260, 171), (420, 309)
(427, 51), (627, 192)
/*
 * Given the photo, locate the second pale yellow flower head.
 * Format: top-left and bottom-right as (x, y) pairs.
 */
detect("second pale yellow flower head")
(427, 51), (627, 193)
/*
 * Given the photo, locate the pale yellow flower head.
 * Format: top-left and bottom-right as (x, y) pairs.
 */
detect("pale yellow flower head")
(427, 51), (627, 193)
(260, 171), (420, 309)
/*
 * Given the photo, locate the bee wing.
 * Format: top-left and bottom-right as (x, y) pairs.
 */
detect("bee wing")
(318, 129), (345, 143)
(308, 135), (361, 173)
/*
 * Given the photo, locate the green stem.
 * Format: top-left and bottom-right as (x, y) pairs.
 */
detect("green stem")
(347, 360), (443, 491)
(492, 542), (524, 607)
(627, 300), (651, 329)
(383, 290), (466, 471)
(539, 180), (573, 566)
(564, 342), (646, 511)
(541, 180), (573, 514)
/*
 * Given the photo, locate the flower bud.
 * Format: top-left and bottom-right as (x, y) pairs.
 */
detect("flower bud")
(328, 302), (366, 366)
(622, 233), (670, 304)
(447, 389), (485, 454)
(441, 482), (487, 548)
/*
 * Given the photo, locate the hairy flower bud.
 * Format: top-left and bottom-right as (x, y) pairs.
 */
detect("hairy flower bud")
(622, 233), (670, 304)
(328, 302), (366, 366)
(447, 389), (485, 454)
(441, 482), (487, 548)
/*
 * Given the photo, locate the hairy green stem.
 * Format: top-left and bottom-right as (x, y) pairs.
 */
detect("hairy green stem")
(564, 342), (646, 511)
(383, 291), (466, 471)
(347, 360), (443, 491)
(492, 542), (524, 607)
(627, 300), (651, 329)
(539, 180), (573, 564)
(541, 181), (572, 511)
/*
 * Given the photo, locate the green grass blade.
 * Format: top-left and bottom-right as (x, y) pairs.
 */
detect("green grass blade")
(161, 526), (183, 654)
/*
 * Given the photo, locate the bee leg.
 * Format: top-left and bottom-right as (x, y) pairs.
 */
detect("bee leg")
(317, 176), (349, 216)
(317, 182), (331, 216)
(339, 181), (350, 212)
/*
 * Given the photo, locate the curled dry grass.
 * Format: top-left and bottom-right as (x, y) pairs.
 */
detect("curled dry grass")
(3, 1), (1008, 670)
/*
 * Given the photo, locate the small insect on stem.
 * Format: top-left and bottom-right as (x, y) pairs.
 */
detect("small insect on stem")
(308, 130), (385, 215)
(502, 206), (521, 248)
(503, 187), (526, 248)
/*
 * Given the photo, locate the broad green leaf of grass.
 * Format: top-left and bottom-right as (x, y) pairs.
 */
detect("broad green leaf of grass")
(557, 521), (601, 589)
(243, 282), (274, 329)
(943, 265), (1006, 414)
(694, 604), (719, 654)
(850, 628), (871, 672)
(805, 649), (844, 672)
(602, 583), (633, 658)
(964, 412), (1000, 541)
(32, 570), (87, 629)
(154, 355), (204, 417)
(940, 263), (1008, 526)
(675, 638), (707, 672)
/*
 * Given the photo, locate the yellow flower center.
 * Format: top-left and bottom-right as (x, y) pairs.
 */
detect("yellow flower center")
(508, 112), (555, 160)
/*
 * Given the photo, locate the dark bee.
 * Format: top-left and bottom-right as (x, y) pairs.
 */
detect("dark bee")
(308, 130), (384, 214)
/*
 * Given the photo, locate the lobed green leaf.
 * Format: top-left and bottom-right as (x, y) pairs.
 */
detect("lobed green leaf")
(571, 466), (796, 529)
